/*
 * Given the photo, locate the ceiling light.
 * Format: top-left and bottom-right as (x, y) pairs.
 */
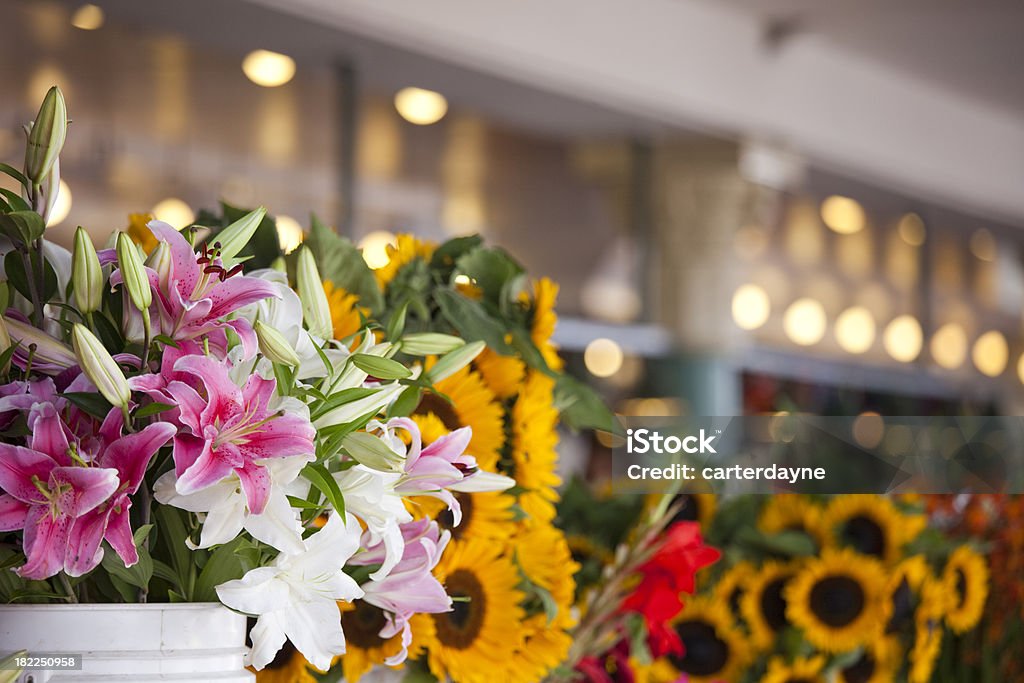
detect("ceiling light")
(834, 306), (875, 354)
(394, 87), (448, 125)
(820, 195), (865, 235)
(359, 230), (396, 269)
(46, 180), (72, 227)
(930, 323), (967, 370)
(883, 314), (922, 363)
(584, 338), (624, 378)
(731, 284), (770, 331)
(972, 330), (1007, 377)
(276, 215), (304, 254)
(783, 298), (826, 346)
(71, 4), (104, 30)
(151, 197), (194, 228)
(242, 50), (295, 88)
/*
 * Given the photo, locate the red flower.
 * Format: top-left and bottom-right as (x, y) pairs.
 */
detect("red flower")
(621, 521), (720, 657)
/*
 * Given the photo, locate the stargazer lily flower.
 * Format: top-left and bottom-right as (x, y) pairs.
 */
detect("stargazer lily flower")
(165, 354), (315, 514)
(111, 220), (278, 358)
(0, 403), (118, 580)
(216, 512), (364, 671)
(352, 518), (452, 665)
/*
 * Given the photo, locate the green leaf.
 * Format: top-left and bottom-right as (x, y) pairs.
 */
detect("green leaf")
(134, 402), (175, 419)
(194, 538), (246, 602)
(433, 288), (513, 352)
(62, 392), (112, 420)
(455, 247), (523, 304)
(151, 559), (181, 592)
(0, 210), (45, 247)
(101, 539), (153, 592)
(302, 462), (347, 517)
(0, 188), (30, 212)
(385, 301), (409, 341)
(153, 334), (180, 349)
(216, 202), (280, 271)
(287, 495), (324, 510)
(387, 386), (422, 418)
(216, 206), (267, 268)
(93, 310), (126, 354)
(0, 163), (28, 187)
(154, 505), (194, 600)
(305, 214), (383, 312)
(350, 353), (412, 380)
(554, 374), (615, 432)
(430, 235), (483, 272)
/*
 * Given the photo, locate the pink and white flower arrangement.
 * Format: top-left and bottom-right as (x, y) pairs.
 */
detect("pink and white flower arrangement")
(0, 87), (512, 672)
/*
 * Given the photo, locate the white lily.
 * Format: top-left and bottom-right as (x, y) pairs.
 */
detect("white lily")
(333, 464), (411, 580)
(216, 512), (364, 671)
(154, 453), (312, 554)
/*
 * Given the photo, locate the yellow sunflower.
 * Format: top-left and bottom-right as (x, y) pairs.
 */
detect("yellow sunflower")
(741, 561), (802, 649)
(474, 347), (526, 401)
(335, 601), (429, 683)
(837, 635), (898, 683)
(410, 489), (516, 543)
(941, 545), (989, 633)
(785, 549), (890, 653)
(909, 576), (946, 683)
(759, 495), (829, 549)
(760, 656), (827, 683)
(510, 370), (562, 523)
(531, 277), (563, 371)
(822, 495), (925, 564)
(424, 537), (526, 683)
(322, 280), (366, 342)
(373, 234), (436, 288)
(254, 643), (315, 683)
(633, 658), (686, 683)
(509, 522), (578, 682)
(714, 561), (757, 620)
(127, 212), (158, 253)
(412, 363), (506, 471)
(664, 595), (748, 683)
(884, 555), (932, 635)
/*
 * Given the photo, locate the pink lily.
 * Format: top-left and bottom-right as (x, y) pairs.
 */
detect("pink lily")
(0, 403), (118, 580)
(0, 378), (58, 428)
(64, 412), (175, 575)
(166, 354), (315, 514)
(111, 220), (278, 358)
(385, 418), (477, 524)
(353, 518), (451, 665)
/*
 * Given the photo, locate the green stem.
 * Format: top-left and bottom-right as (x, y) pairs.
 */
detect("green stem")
(59, 573), (78, 604)
(18, 249), (43, 328)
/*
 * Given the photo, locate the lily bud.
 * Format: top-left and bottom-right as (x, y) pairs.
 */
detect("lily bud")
(270, 256), (287, 273)
(255, 320), (301, 367)
(400, 333), (465, 356)
(295, 247), (332, 339)
(37, 157), (62, 222)
(71, 323), (131, 409)
(116, 231), (152, 312)
(3, 316), (76, 370)
(427, 340), (486, 384)
(145, 240), (173, 293)
(23, 86), (68, 185)
(341, 432), (405, 472)
(72, 227), (102, 314)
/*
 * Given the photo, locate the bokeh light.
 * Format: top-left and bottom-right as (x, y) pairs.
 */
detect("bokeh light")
(834, 306), (875, 354)
(820, 195), (865, 234)
(584, 338), (624, 378)
(394, 87), (448, 125)
(731, 284), (770, 331)
(359, 230), (396, 269)
(897, 213), (926, 246)
(46, 180), (72, 227)
(276, 215), (304, 254)
(242, 50), (296, 87)
(930, 322), (967, 370)
(883, 315), (922, 363)
(71, 4), (104, 30)
(972, 330), (1008, 377)
(151, 198), (194, 228)
(783, 298), (826, 346)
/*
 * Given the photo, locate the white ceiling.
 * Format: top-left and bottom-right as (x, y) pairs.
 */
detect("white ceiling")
(716, 0), (1024, 116)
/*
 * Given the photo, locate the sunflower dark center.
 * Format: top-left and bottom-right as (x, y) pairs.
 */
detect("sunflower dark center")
(668, 620), (730, 677)
(434, 569), (486, 650)
(955, 568), (968, 608)
(810, 576), (866, 628)
(841, 652), (876, 683)
(762, 577), (790, 631)
(265, 640), (297, 670)
(841, 515), (886, 557)
(342, 600), (389, 650)
(415, 393), (462, 431)
(887, 578), (913, 633)
(670, 495), (700, 524)
(437, 492), (473, 540)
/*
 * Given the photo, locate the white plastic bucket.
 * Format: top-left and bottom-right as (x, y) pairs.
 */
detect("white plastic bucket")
(0, 602), (253, 682)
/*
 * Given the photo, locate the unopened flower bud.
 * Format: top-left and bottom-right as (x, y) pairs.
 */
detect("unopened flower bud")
(145, 240), (172, 293)
(255, 320), (301, 367)
(116, 231), (152, 312)
(23, 86), (68, 186)
(0, 318), (11, 374)
(71, 323), (131, 408)
(296, 247), (332, 339)
(72, 227), (102, 314)
(3, 316), (76, 370)
(427, 341), (486, 384)
(216, 207), (266, 268)
(400, 333), (465, 356)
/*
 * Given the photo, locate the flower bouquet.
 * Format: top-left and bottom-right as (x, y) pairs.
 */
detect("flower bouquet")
(0, 87), (534, 678)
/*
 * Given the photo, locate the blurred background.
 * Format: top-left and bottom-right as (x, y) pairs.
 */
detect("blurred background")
(2, 0), (1023, 476)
